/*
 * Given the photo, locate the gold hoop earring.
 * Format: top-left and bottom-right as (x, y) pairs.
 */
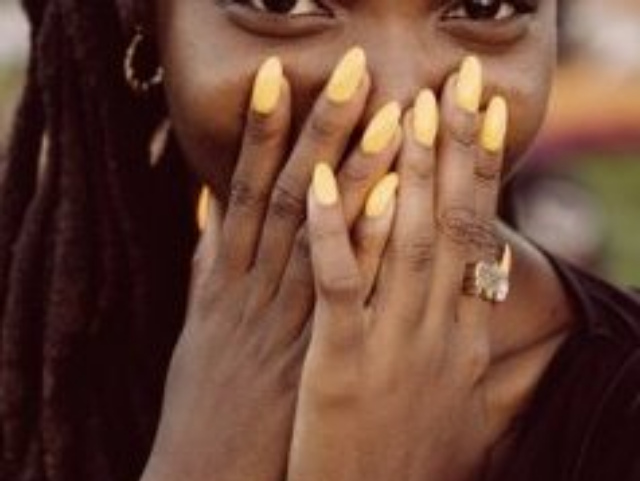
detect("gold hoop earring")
(124, 27), (164, 95)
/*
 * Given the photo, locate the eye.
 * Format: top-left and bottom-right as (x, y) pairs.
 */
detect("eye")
(241, 0), (329, 16)
(444, 0), (535, 21)
(222, 0), (336, 38)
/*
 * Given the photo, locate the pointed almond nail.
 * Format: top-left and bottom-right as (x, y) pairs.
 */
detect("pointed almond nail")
(251, 56), (283, 115)
(326, 47), (367, 104)
(312, 163), (339, 206)
(197, 187), (211, 233)
(413, 89), (439, 147)
(361, 102), (402, 154)
(481, 96), (508, 153)
(456, 56), (483, 113)
(365, 173), (399, 218)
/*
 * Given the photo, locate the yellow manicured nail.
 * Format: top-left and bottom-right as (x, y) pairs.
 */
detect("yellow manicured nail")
(312, 163), (339, 206)
(500, 243), (513, 274)
(413, 89), (439, 147)
(456, 56), (483, 113)
(481, 96), (508, 153)
(251, 56), (283, 115)
(197, 187), (211, 233)
(365, 173), (399, 218)
(361, 102), (402, 155)
(326, 47), (367, 104)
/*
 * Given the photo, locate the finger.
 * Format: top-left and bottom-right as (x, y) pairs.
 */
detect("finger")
(268, 228), (315, 342)
(308, 163), (363, 352)
(354, 173), (399, 301)
(423, 56), (485, 337)
(462, 97), (508, 314)
(194, 187), (223, 269)
(253, 47), (370, 301)
(475, 96), (508, 222)
(218, 56), (291, 276)
(190, 188), (224, 315)
(338, 102), (403, 224)
(455, 97), (509, 352)
(274, 103), (402, 330)
(374, 90), (438, 327)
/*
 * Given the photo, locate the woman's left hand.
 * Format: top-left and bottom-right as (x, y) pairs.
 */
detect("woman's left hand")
(288, 59), (511, 481)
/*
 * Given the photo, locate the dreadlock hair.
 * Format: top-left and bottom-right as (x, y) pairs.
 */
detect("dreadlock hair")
(0, 1), (198, 480)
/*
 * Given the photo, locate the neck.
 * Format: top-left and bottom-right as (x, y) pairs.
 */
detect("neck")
(491, 222), (575, 363)
(478, 222), (576, 474)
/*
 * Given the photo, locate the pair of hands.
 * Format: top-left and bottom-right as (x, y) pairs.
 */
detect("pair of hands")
(141, 49), (511, 481)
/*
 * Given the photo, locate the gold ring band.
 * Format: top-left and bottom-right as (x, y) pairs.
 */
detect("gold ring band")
(462, 244), (512, 303)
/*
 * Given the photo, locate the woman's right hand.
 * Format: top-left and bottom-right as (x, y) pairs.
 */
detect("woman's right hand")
(140, 48), (402, 481)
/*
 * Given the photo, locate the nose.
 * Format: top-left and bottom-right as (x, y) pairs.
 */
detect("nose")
(357, 22), (441, 120)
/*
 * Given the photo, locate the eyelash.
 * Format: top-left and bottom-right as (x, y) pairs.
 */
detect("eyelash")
(442, 0), (537, 22)
(235, 0), (330, 17)
(230, 0), (536, 21)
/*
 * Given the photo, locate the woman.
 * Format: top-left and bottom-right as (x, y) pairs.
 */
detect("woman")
(1, 1), (639, 480)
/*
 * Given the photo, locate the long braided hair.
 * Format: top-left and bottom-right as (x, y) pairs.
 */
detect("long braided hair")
(0, 1), (197, 479)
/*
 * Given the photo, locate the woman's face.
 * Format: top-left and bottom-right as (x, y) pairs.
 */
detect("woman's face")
(155, 0), (557, 195)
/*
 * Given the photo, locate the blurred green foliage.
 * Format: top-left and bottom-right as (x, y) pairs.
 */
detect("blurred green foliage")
(577, 157), (640, 287)
(0, 67), (23, 140)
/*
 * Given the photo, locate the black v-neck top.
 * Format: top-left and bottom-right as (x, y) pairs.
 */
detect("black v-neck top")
(494, 256), (640, 481)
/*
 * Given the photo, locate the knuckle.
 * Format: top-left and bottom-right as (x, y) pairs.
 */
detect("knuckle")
(437, 208), (496, 253)
(245, 114), (282, 146)
(471, 219), (499, 255)
(228, 178), (268, 211)
(444, 111), (479, 153)
(474, 154), (502, 187)
(388, 236), (434, 273)
(313, 221), (345, 247)
(270, 178), (306, 224)
(340, 158), (376, 187)
(437, 207), (476, 246)
(402, 153), (435, 185)
(318, 270), (362, 301)
(307, 111), (341, 143)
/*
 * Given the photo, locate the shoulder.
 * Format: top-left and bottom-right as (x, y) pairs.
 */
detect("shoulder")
(551, 255), (640, 348)
(573, 348), (640, 481)
(553, 260), (640, 480)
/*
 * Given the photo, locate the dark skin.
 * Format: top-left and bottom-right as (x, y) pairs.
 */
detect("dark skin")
(134, 0), (574, 480)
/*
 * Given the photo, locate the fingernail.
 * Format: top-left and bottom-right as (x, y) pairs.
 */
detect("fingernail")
(361, 102), (402, 155)
(365, 173), (399, 218)
(500, 243), (513, 274)
(251, 56), (283, 115)
(413, 89), (439, 147)
(456, 56), (483, 113)
(481, 96), (508, 153)
(326, 47), (367, 104)
(312, 163), (339, 206)
(197, 187), (211, 233)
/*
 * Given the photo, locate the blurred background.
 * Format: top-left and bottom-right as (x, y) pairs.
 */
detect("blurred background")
(0, 0), (639, 285)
